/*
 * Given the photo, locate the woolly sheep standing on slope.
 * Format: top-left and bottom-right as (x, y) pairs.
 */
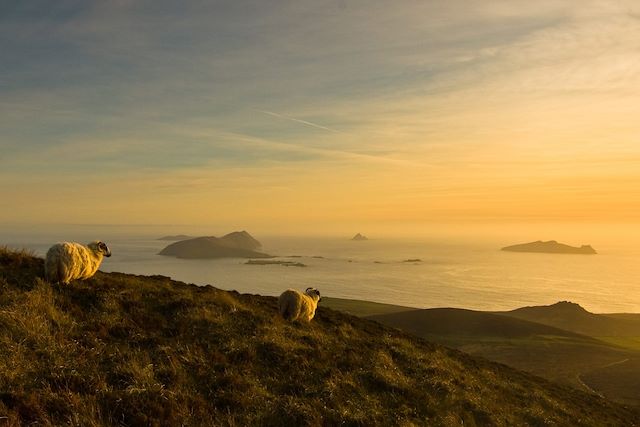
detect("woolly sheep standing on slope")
(279, 287), (321, 322)
(45, 241), (112, 285)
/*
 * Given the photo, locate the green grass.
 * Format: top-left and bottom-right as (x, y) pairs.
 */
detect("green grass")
(1, 247), (639, 426)
(321, 297), (414, 317)
(368, 308), (595, 339)
(367, 307), (640, 405)
(581, 358), (640, 406)
(453, 335), (634, 388)
(595, 337), (640, 352)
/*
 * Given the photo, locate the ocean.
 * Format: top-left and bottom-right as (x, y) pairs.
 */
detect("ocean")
(2, 225), (639, 313)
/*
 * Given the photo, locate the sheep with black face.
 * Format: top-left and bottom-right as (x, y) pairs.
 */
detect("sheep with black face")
(45, 241), (111, 285)
(278, 287), (321, 322)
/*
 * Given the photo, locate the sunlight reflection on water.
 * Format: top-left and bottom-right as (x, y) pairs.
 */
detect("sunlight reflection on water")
(3, 231), (639, 313)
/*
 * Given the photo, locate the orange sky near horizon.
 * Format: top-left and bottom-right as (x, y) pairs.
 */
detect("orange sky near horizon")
(1, 1), (639, 232)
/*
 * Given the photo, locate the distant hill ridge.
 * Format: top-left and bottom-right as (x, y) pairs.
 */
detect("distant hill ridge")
(157, 234), (193, 241)
(500, 301), (640, 337)
(368, 307), (592, 340)
(353, 300), (640, 406)
(159, 231), (270, 259)
(0, 247), (638, 425)
(502, 240), (597, 254)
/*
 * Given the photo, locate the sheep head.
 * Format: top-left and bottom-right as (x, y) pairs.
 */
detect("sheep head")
(305, 287), (321, 302)
(88, 241), (112, 258)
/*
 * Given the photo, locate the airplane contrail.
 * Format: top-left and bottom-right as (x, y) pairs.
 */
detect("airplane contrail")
(257, 109), (341, 133)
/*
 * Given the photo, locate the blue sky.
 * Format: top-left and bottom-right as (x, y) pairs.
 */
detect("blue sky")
(2, 1), (639, 231)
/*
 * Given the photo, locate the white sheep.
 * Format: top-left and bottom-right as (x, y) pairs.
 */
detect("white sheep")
(44, 241), (112, 285)
(278, 287), (321, 322)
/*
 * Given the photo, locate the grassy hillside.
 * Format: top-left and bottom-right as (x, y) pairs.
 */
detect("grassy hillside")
(498, 301), (640, 338)
(368, 308), (594, 340)
(496, 301), (640, 405)
(582, 358), (640, 406)
(368, 307), (640, 405)
(321, 297), (414, 317)
(1, 247), (639, 426)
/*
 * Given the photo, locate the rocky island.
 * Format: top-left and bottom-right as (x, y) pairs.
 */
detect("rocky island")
(352, 233), (368, 241)
(158, 231), (272, 259)
(501, 240), (597, 255)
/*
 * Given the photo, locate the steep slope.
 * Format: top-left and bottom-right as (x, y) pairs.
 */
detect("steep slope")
(495, 301), (640, 404)
(0, 248), (638, 426)
(367, 307), (639, 401)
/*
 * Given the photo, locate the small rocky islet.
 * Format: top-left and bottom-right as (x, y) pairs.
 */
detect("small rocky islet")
(501, 240), (597, 255)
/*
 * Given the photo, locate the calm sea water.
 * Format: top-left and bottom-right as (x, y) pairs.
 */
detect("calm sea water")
(2, 229), (639, 313)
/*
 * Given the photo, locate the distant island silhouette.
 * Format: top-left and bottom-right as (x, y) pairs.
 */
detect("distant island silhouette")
(159, 231), (271, 259)
(501, 240), (597, 255)
(157, 234), (193, 241)
(352, 233), (368, 241)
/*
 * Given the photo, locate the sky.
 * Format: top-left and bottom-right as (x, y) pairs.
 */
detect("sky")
(1, 0), (640, 235)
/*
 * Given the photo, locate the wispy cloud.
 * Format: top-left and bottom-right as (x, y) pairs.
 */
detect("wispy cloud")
(2, 0), (640, 226)
(176, 128), (416, 167)
(256, 110), (341, 133)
